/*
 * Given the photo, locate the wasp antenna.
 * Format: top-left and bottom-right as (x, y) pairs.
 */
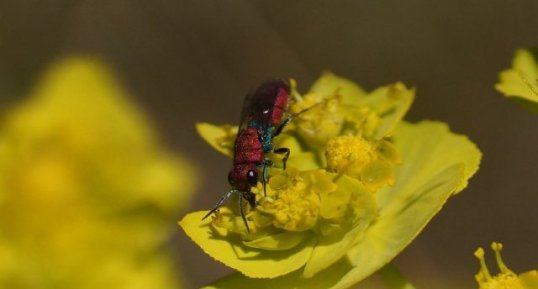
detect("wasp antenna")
(202, 190), (238, 220)
(294, 103), (318, 117)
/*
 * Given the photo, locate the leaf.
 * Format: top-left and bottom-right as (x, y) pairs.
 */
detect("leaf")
(179, 211), (315, 278)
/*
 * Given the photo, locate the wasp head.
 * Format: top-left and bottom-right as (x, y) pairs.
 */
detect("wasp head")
(228, 163), (258, 192)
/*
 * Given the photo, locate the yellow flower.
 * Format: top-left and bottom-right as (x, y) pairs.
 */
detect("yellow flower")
(290, 91), (345, 148)
(260, 169), (322, 232)
(180, 73), (481, 288)
(496, 48), (538, 112)
(475, 242), (538, 289)
(325, 135), (397, 192)
(0, 58), (194, 288)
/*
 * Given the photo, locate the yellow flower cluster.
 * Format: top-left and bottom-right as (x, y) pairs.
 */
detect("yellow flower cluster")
(0, 58), (194, 288)
(290, 92), (347, 148)
(260, 169), (323, 232)
(325, 135), (398, 192)
(206, 75), (397, 239)
(475, 242), (538, 289)
(180, 73), (481, 288)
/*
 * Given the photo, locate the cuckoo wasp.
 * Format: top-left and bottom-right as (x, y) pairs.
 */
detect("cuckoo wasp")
(202, 79), (303, 232)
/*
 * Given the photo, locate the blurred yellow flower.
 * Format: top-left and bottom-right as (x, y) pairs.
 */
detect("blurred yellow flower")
(180, 73), (481, 289)
(0, 58), (194, 288)
(475, 242), (538, 289)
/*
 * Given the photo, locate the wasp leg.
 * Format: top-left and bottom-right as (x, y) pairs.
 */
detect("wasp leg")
(240, 191), (257, 233)
(243, 190), (257, 208)
(274, 147), (290, 170)
(238, 195), (250, 232)
(272, 117), (292, 138)
(260, 159), (273, 196)
(202, 189), (238, 220)
(272, 102), (321, 138)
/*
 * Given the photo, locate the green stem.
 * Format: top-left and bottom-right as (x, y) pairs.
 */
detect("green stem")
(378, 263), (417, 289)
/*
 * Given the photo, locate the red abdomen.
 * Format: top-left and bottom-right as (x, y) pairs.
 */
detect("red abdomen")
(233, 127), (264, 164)
(271, 87), (289, 125)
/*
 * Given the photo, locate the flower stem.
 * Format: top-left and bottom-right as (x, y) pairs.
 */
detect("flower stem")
(378, 263), (417, 289)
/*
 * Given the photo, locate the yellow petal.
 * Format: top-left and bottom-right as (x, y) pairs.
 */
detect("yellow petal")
(201, 119), (480, 289)
(303, 175), (376, 278)
(496, 49), (538, 103)
(339, 164), (464, 288)
(202, 259), (355, 289)
(273, 134), (321, 170)
(342, 121), (480, 287)
(309, 72), (367, 104)
(495, 48), (538, 112)
(179, 211), (315, 278)
(243, 231), (309, 251)
(196, 122), (237, 157)
(363, 82), (415, 139)
(520, 270), (538, 289)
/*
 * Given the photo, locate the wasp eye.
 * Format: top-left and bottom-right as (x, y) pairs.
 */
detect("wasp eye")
(246, 170), (258, 185)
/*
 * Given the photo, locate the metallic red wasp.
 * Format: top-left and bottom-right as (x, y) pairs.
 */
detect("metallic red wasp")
(202, 79), (297, 232)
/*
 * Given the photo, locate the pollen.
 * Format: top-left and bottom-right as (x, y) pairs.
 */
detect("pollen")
(325, 135), (376, 177)
(260, 173), (321, 231)
(325, 135), (399, 192)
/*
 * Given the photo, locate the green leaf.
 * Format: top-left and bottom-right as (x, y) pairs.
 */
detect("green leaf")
(179, 211), (315, 278)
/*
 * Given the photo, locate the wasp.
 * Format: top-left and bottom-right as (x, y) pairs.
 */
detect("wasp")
(203, 79), (300, 232)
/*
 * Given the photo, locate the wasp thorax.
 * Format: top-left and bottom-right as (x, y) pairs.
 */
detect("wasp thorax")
(228, 163), (259, 191)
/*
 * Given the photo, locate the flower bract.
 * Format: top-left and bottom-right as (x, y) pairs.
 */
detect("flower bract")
(180, 73), (481, 288)
(496, 48), (538, 112)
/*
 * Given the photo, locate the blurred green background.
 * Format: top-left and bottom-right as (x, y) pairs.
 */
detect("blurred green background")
(1, 1), (537, 288)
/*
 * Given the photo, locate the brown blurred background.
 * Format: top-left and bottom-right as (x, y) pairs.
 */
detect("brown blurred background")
(1, 1), (537, 288)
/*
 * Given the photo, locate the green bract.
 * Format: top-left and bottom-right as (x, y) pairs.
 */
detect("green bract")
(180, 73), (481, 288)
(496, 48), (538, 112)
